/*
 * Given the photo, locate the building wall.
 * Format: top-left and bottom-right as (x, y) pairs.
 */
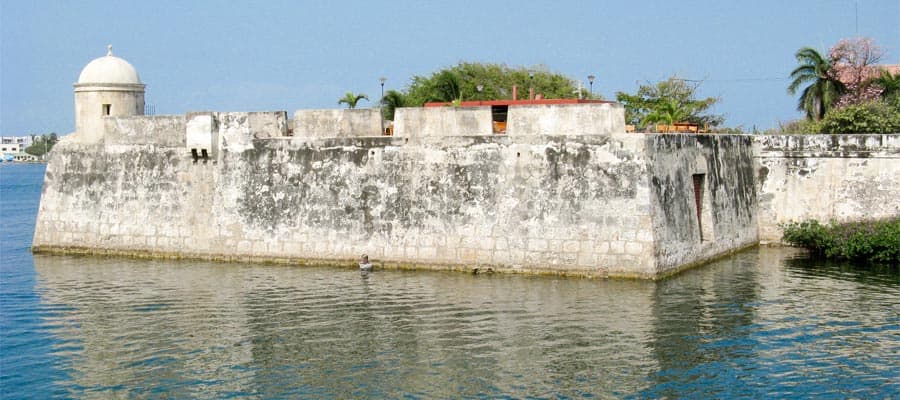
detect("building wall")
(294, 109), (381, 138)
(394, 107), (493, 138)
(33, 107), (763, 278)
(74, 86), (144, 143)
(507, 103), (625, 137)
(754, 134), (900, 243)
(105, 115), (186, 146)
(645, 134), (758, 274)
(2, 136), (34, 147)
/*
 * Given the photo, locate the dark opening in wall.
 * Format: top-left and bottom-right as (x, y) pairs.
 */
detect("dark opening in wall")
(491, 105), (508, 134)
(692, 173), (705, 241)
(102, 104), (111, 116)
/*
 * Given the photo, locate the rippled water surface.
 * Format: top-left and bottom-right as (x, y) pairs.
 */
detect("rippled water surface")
(2, 163), (899, 398)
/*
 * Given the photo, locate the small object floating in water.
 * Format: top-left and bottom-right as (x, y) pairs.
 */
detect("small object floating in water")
(359, 254), (373, 272)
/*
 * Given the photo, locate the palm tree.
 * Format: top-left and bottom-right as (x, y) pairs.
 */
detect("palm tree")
(868, 69), (900, 100)
(338, 92), (369, 109)
(641, 98), (692, 127)
(429, 70), (461, 102)
(380, 90), (407, 121)
(788, 47), (846, 120)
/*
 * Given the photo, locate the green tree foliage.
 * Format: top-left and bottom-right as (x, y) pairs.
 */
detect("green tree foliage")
(337, 92), (369, 109)
(781, 218), (899, 265)
(24, 133), (58, 156)
(869, 69), (900, 100)
(403, 62), (587, 106)
(817, 96), (900, 134)
(787, 47), (846, 121)
(615, 76), (723, 128)
(641, 98), (693, 126)
(380, 90), (408, 121)
(777, 95), (900, 134)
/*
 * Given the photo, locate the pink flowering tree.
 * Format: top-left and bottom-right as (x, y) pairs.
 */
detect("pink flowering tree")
(829, 37), (885, 107)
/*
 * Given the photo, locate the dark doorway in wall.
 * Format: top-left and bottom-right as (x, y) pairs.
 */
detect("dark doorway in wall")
(491, 105), (508, 134)
(693, 173), (705, 241)
(102, 104), (111, 116)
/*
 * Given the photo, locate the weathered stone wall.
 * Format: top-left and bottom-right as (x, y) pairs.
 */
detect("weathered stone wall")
(645, 134), (758, 273)
(754, 134), (900, 243)
(33, 107), (759, 279)
(105, 115), (185, 146)
(294, 109), (381, 138)
(507, 103), (625, 137)
(394, 107), (492, 138)
(73, 87), (145, 144)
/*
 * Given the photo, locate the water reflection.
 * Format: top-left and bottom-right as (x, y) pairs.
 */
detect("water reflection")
(34, 255), (661, 398)
(31, 248), (899, 398)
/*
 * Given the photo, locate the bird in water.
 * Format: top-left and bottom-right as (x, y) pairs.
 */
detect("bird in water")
(359, 254), (373, 272)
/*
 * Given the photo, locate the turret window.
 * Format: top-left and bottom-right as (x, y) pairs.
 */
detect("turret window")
(102, 104), (111, 116)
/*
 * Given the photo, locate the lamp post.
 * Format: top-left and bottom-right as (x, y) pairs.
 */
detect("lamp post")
(529, 72), (534, 101)
(476, 84), (483, 101)
(379, 77), (386, 134)
(587, 75), (595, 97)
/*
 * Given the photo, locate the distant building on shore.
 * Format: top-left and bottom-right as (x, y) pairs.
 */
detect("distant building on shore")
(1, 136), (41, 162)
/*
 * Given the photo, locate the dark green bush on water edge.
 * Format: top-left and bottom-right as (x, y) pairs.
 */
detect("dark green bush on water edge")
(781, 218), (900, 265)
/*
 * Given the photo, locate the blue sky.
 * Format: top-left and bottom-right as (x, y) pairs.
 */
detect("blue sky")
(2, 0), (898, 135)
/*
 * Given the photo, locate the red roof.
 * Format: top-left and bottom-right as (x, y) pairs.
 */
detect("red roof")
(424, 99), (612, 107)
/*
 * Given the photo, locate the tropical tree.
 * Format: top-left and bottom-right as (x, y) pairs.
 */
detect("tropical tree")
(616, 76), (723, 129)
(641, 98), (694, 126)
(24, 132), (58, 157)
(788, 47), (845, 120)
(829, 37), (884, 107)
(380, 90), (407, 121)
(869, 69), (900, 100)
(338, 92), (369, 109)
(403, 62), (585, 106)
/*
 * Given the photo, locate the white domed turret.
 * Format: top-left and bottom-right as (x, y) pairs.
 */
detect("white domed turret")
(74, 45), (146, 143)
(78, 49), (142, 85)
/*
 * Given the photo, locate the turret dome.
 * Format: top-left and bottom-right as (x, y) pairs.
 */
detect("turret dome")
(77, 45), (142, 85)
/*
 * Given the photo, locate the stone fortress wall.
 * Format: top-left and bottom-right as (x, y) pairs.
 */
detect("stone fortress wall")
(34, 103), (774, 278)
(33, 103), (900, 279)
(754, 134), (900, 243)
(34, 48), (898, 279)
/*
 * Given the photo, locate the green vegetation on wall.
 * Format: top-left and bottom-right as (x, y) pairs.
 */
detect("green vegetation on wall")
(615, 76), (723, 129)
(404, 62), (587, 106)
(376, 62), (590, 121)
(781, 218), (899, 265)
(779, 95), (900, 134)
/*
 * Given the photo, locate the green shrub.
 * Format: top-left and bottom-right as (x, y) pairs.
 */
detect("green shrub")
(818, 97), (900, 134)
(781, 218), (900, 265)
(775, 119), (821, 134)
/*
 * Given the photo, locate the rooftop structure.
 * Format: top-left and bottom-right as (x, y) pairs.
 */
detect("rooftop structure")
(73, 45), (145, 143)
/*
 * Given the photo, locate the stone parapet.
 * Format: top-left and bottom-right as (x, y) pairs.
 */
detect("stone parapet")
(753, 134), (900, 243)
(33, 123), (758, 279)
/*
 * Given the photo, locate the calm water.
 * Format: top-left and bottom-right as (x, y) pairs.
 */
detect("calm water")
(1, 163), (898, 399)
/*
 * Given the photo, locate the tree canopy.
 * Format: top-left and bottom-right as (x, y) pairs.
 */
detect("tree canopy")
(781, 38), (899, 134)
(24, 133), (58, 156)
(788, 47), (846, 121)
(402, 62), (591, 107)
(870, 69), (900, 101)
(615, 76), (723, 129)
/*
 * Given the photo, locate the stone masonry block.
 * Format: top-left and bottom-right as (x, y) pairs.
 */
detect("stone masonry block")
(528, 239), (548, 252)
(625, 242), (643, 255)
